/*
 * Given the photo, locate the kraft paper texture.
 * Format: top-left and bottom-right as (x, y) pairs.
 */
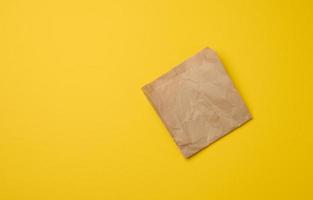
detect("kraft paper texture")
(142, 48), (252, 158)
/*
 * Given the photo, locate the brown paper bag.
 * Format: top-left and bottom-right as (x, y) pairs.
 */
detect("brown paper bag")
(142, 48), (252, 158)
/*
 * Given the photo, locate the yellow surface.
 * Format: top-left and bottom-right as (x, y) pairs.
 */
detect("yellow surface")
(1, 0), (313, 199)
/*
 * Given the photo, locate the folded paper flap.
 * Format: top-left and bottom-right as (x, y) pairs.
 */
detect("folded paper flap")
(143, 47), (251, 158)
(143, 47), (215, 89)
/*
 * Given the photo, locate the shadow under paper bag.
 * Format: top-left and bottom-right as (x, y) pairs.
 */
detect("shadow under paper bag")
(142, 48), (252, 158)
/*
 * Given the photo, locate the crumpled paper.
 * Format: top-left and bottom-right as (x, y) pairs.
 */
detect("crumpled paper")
(142, 48), (252, 158)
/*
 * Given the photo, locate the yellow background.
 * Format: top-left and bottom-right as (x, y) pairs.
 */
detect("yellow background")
(1, 0), (313, 199)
